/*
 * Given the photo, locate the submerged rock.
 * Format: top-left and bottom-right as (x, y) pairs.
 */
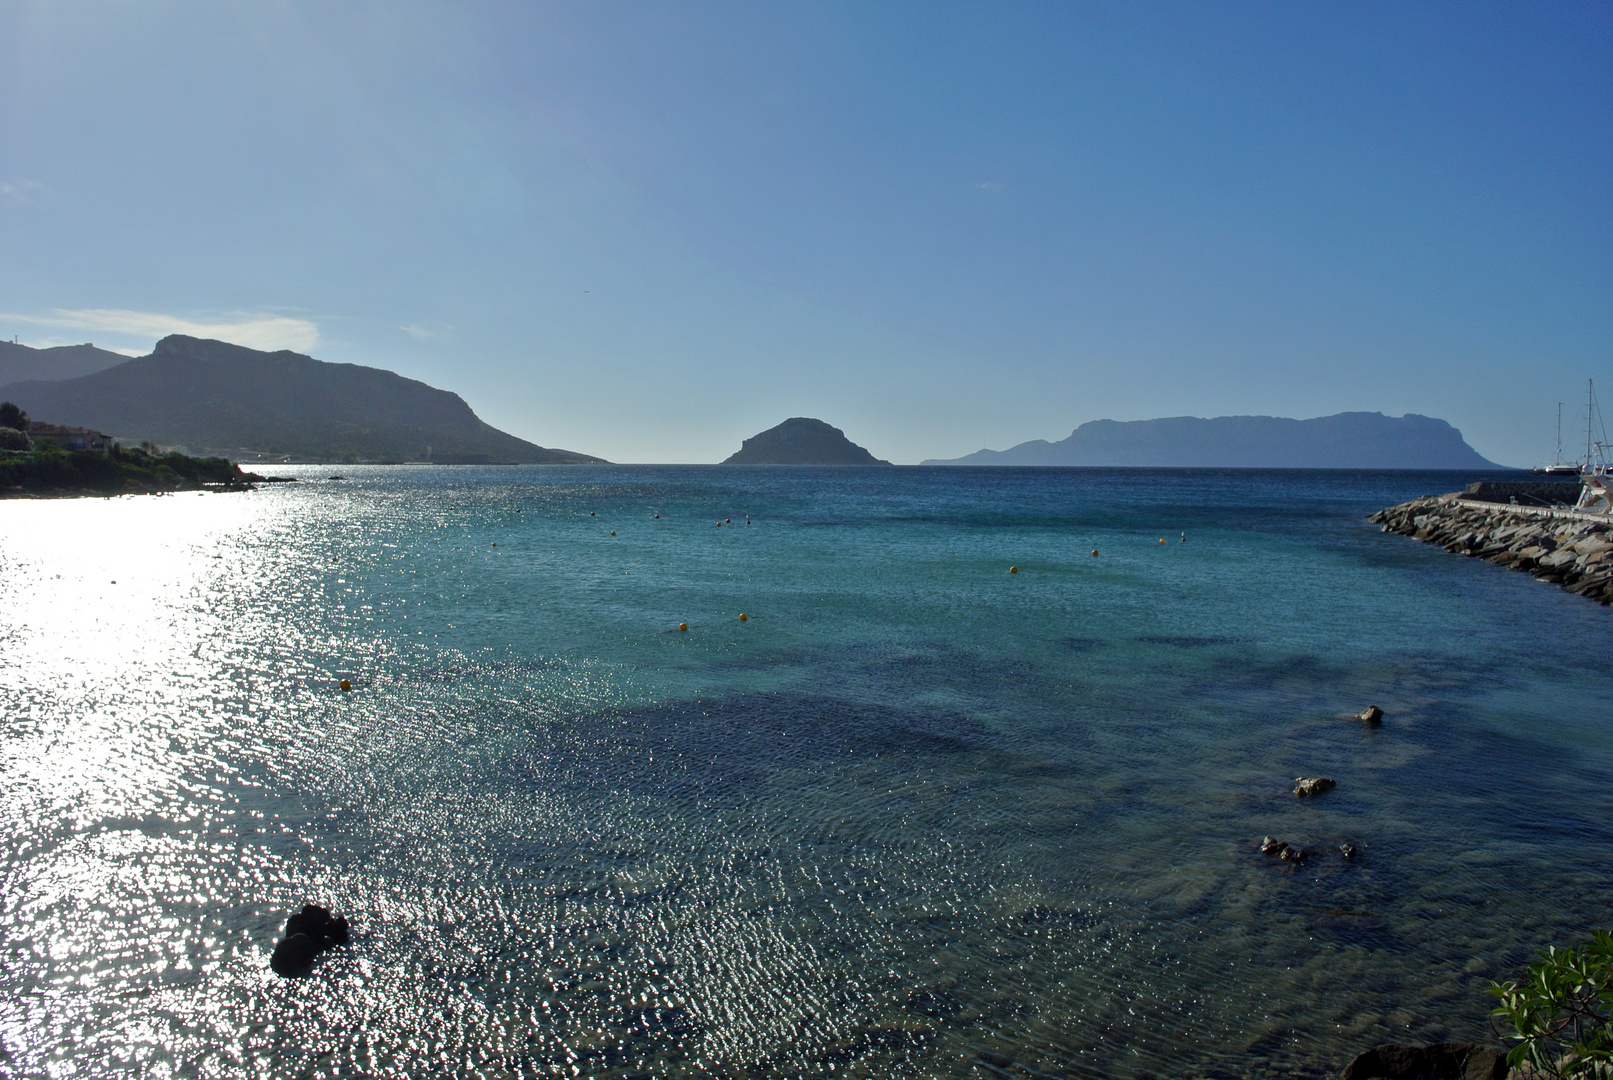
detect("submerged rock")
(1336, 1041), (1507, 1079)
(1293, 777), (1337, 797)
(270, 903), (350, 976)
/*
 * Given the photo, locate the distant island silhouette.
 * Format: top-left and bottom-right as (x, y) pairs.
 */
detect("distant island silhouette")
(0, 335), (605, 464)
(724, 418), (890, 465)
(924, 413), (1505, 469)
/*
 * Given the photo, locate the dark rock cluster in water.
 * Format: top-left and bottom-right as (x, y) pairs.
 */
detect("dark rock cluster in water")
(1371, 496), (1613, 604)
(1336, 1041), (1508, 1079)
(270, 903), (350, 976)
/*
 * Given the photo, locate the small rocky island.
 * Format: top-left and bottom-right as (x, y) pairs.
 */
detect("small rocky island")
(723, 417), (891, 465)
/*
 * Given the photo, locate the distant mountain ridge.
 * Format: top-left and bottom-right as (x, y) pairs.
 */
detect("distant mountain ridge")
(924, 412), (1504, 469)
(724, 417), (890, 464)
(0, 335), (603, 464)
(0, 340), (129, 385)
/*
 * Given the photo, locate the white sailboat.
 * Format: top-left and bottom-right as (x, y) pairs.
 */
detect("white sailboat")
(1533, 401), (1583, 475)
(1573, 380), (1613, 514)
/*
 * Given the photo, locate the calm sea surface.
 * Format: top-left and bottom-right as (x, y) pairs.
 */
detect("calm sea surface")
(2, 466), (1611, 1079)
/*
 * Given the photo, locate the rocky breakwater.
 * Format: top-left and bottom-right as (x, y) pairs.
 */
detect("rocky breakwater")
(1370, 494), (1613, 605)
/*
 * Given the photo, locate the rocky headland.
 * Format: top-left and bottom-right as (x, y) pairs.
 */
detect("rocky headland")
(0, 335), (605, 464)
(1371, 482), (1612, 605)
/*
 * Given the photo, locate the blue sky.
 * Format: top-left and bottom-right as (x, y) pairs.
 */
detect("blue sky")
(1, 2), (1609, 465)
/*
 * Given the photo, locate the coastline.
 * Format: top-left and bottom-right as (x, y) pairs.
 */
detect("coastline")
(0, 445), (276, 498)
(1371, 487), (1612, 604)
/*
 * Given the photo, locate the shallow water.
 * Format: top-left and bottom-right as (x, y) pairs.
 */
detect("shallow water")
(2, 465), (1610, 1079)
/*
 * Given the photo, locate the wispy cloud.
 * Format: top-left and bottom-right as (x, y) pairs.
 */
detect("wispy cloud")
(975, 181), (1008, 193)
(0, 308), (319, 352)
(0, 179), (45, 206)
(400, 322), (452, 342)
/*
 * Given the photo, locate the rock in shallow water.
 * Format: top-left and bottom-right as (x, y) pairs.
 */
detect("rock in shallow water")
(269, 903), (350, 976)
(1293, 776), (1337, 797)
(1357, 706), (1384, 727)
(1336, 1041), (1507, 1079)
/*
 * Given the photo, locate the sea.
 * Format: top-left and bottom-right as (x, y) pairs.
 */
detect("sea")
(2, 465), (1610, 1080)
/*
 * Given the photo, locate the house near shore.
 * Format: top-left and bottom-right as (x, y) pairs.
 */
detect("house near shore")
(28, 422), (112, 451)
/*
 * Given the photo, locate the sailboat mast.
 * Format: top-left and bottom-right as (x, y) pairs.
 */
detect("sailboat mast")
(1557, 402), (1563, 465)
(1589, 380), (1596, 469)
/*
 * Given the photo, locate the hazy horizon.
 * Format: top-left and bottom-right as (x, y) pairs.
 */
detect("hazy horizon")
(3, 3), (1609, 467)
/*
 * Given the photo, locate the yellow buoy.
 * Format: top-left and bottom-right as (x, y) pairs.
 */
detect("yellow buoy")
(738, 613), (748, 621)
(339, 679), (351, 691)
(1009, 566), (1018, 574)
(678, 622), (688, 632)
(1091, 549), (1100, 557)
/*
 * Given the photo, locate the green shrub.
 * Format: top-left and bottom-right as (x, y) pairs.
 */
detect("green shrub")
(1491, 930), (1613, 1078)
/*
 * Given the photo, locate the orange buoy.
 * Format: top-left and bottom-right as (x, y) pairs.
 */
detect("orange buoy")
(610, 531), (617, 536)
(492, 542), (497, 547)
(1009, 566), (1018, 574)
(1158, 538), (1165, 544)
(678, 622), (688, 632)
(738, 613), (748, 621)
(339, 679), (351, 691)
(1091, 549), (1099, 557)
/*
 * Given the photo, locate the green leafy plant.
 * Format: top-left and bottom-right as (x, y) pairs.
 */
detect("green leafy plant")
(1490, 930), (1613, 1078)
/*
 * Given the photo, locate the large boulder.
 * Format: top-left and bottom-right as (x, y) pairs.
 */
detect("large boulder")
(1337, 1042), (1508, 1080)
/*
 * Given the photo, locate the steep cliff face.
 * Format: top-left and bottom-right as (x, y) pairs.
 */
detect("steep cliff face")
(0, 335), (605, 463)
(723, 418), (890, 465)
(924, 412), (1503, 468)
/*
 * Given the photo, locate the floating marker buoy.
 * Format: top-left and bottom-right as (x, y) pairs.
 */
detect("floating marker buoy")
(1091, 549), (1099, 557)
(738, 613), (748, 621)
(1159, 538), (1166, 544)
(491, 542), (497, 547)
(339, 679), (351, 691)
(678, 623), (688, 632)
(654, 513), (660, 519)
(610, 531), (616, 536)
(590, 511), (595, 516)
(1181, 533), (1187, 542)
(1009, 566), (1018, 574)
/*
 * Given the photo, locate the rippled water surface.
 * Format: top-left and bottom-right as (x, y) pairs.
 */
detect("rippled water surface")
(3, 466), (1611, 1079)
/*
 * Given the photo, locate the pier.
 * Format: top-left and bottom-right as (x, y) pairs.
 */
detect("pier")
(1371, 488), (1612, 605)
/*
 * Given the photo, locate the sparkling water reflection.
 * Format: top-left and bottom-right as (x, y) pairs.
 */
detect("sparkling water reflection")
(2, 467), (1611, 1078)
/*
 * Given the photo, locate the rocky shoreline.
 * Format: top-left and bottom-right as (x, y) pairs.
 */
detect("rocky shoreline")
(1371, 487), (1613, 605)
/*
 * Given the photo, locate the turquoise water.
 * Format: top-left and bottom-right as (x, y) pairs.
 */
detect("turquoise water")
(2, 466), (1610, 1079)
